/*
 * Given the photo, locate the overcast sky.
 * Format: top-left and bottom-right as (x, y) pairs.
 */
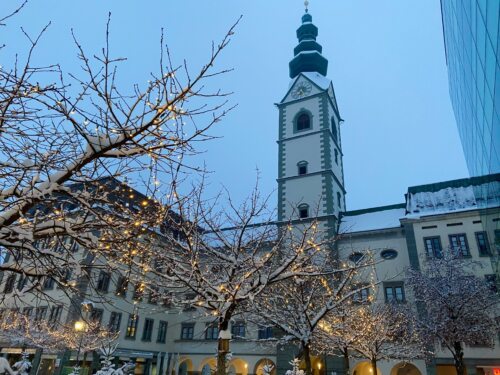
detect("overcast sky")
(3, 1), (469, 211)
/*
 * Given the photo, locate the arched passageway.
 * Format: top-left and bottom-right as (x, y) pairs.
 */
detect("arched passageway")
(254, 359), (276, 375)
(352, 361), (381, 375)
(390, 363), (421, 375)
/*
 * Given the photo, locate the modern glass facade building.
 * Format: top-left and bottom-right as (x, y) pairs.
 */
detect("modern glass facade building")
(441, 1), (500, 177)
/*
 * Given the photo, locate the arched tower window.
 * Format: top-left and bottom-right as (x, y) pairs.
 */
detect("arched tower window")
(295, 112), (311, 132)
(337, 192), (342, 209)
(331, 117), (338, 142)
(334, 149), (338, 164)
(297, 161), (308, 175)
(298, 204), (309, 219)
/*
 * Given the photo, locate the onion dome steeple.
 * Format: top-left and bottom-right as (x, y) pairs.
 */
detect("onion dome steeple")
(289, 5), (329, 79)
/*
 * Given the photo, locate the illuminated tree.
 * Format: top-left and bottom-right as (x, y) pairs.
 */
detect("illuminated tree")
(334, 303), (428, 375)
(0, 0), (238, 302)
(151, 184), (341, 375)
(315, 303), (368, 375)
(406, 250), (500, 375)
(252, 250), (377, 375)
(0, 310), (117, 352)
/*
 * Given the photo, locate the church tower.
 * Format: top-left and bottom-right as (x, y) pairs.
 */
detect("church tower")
(277, 8), (346, 238)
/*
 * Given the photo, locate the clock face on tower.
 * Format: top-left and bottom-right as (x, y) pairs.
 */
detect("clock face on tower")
(291, 81), (312, 99)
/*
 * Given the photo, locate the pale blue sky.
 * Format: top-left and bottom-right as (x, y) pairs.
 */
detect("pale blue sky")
(2, 1), (468, 211)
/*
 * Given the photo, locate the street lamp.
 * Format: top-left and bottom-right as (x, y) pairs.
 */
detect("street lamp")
(74, 320), (86, 375)
(74, 321), (85, 332)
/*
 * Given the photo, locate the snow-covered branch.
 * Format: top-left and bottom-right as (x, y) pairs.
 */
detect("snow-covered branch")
(0, 4), (239, 301)
(406, 249), (499, 375)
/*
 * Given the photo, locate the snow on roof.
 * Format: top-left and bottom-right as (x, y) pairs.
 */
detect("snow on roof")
(339, 206), (405, 234)
(302, 71), (331, 90)
(288, 71), (331, 91)
(406, 180), (500, 216)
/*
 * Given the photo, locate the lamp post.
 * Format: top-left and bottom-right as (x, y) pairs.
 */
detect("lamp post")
(74, 320), (86, 375)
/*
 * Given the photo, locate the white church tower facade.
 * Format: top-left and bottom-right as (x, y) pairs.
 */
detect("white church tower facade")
(277, 9), (346, 238)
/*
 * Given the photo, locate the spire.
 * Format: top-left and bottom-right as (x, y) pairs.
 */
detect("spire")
(289, 5), (329, 79)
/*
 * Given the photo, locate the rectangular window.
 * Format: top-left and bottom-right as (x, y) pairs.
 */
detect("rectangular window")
(181, 323), (195, 340)
(96, 271), (111, 292)
(183, 293), (196, 311)
(133, 283), (145, 301)
(90, 308), (104, 326)
(205, 324), (219, 340)
(3, 274), (16, 293)
(61, 269), (73, 284)
(142, 318), (154, 341)
(258, 326), (273, 340)
(334, 149), (338, 164)
(423, 237), (442, 258)
(475, 231), (491, 256)
(231, 322), (246, 338)
(68, 238), (79, 252)
(108, 312), (122, 333)
(485, 274), (497, 293)
(384, 283), (405, 303)
(449, 234), (470, 256)
(22, 307), (33, 318)
(148, 286), (159, 304)
(157, 321), (168, 343)
(34, 306), (47, 321)
(495, 229), (500, 254)
(353, 287), (370, 303)
(125, 314), (139, 339)
(48, 305), (63, 325)
(162, 293), (173, 308)
(115, 275), (128, 298)
(17, 274), (28, 291)
(43, 277), (55, 290)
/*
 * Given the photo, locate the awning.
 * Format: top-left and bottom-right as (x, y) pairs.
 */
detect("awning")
(113, 348), (156, 359)
(1, 348), (37, 354)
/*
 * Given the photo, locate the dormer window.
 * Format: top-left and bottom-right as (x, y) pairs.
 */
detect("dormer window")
(298, 204), (309, 219)
(297, 161), (308, 175)
(296, 112), (311, 132)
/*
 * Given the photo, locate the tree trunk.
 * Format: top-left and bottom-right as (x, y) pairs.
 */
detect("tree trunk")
(217, 338), (230, 375)
(83, 351), (87, 372)
(453, 342), (466, 375)
(302, 342), (313, 375)
(370, 358), (377, 375)
(342, 347), (350, 375)
(217, 318), (230, 375)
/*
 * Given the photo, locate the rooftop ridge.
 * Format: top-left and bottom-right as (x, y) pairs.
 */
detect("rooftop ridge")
(341, 203), (406, 217)
(407, 173), (500, 194)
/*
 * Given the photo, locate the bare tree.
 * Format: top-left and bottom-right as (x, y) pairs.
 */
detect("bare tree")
(148, 181), (339, 375)
(0, 1), (238, 303)
(406, 250), (500, 375)
(315, 303), (368, 375)
(0, 310), (117, 352)
(252, 250), (377, 375)
(340, 303), (427, 375)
